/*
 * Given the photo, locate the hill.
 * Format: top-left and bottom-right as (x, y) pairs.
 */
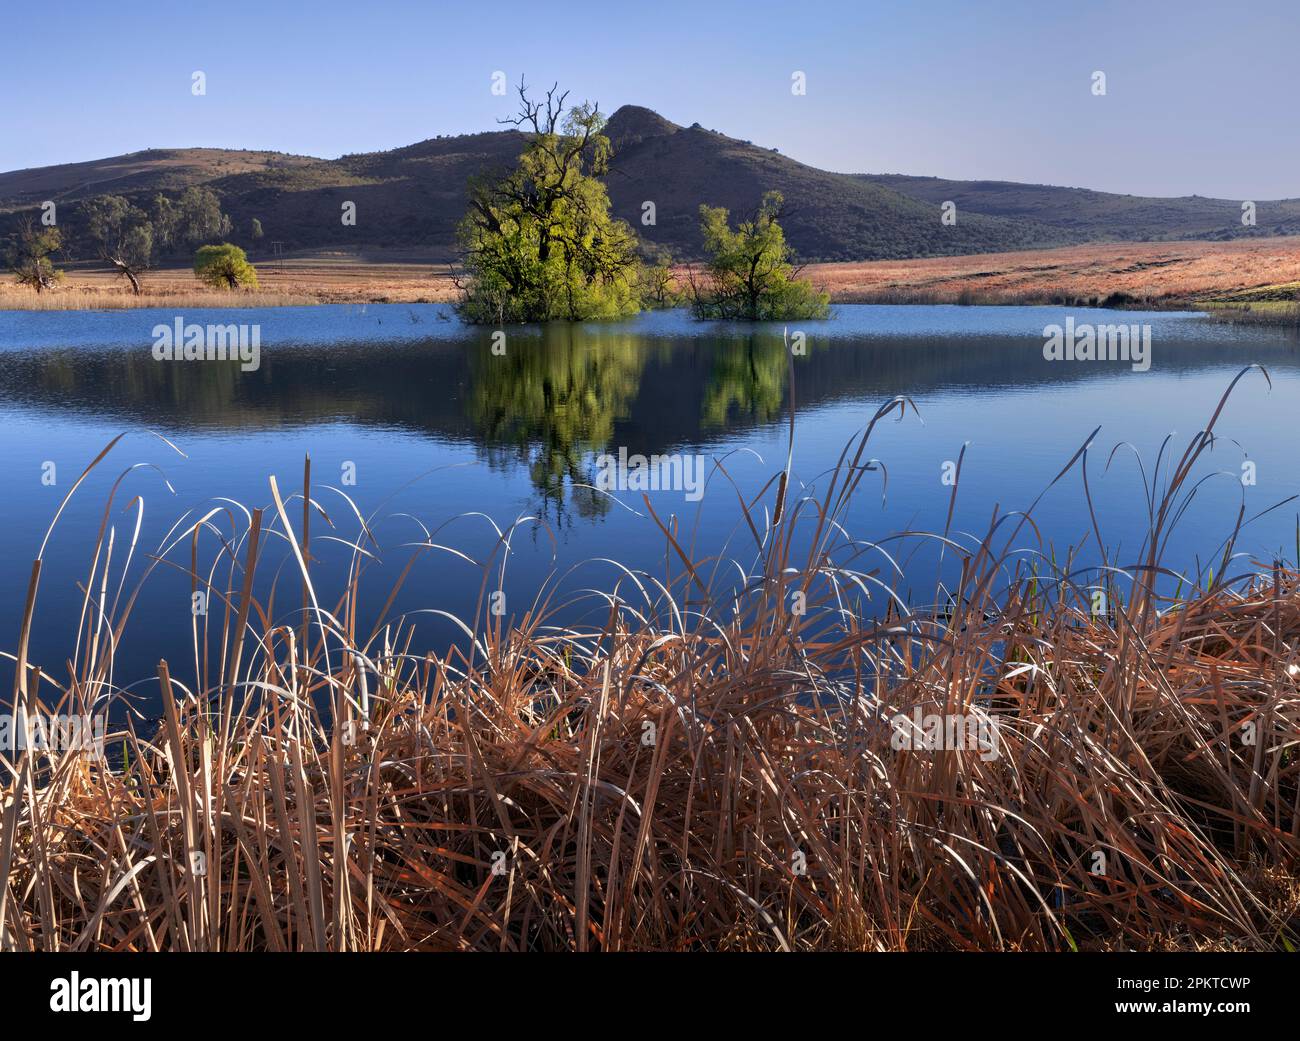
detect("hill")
(858, 174), (1300, 242)
(599, 108), (1060, 261)
(0, 148), (330, 209)
(2, 107), (1296, 263)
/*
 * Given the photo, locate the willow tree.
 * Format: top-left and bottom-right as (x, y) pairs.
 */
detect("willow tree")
(689, 191), (830, 321)
(194, 243), (258, 289)
(457, 82), (640, 323)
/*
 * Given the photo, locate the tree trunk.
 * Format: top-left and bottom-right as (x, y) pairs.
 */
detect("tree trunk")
(109, 255), (142, 295)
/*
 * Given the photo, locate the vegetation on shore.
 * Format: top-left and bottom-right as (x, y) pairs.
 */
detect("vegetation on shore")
(1, 367), (1295, 951)
(687, 191), (830, 320)
(4, 219), (63, 293)
(1198, 283), (1300, 326)
(0, 284), (318, 311)
(193, 243), (259, 290)
(3, 185), (256, 303)
(455, 83), (824, 324)
(455, 83), (640, 323)
(7, 235), (1298, 315)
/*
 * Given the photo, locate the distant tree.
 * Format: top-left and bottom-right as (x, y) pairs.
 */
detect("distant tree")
(250, 217), (264, 243)
(176, 186), (232, 247)
(150, 194), (180, 252)
(688, 191), (829, 320)
(83, 195), (154, 294)
(456, 80), (640, 323)
(637, 247), (678, 308)
(193, 243), (258, 289)
(5, 218), (63, 293)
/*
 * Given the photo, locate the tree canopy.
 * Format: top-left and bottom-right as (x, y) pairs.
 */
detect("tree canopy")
(193, 243), (258, 289)
(456, 82), (640, 323)
(84, 195), (154, 293)
(5, 219), (63, 293)
(689, 191), (830, 321)
(150, 186), (231, 255)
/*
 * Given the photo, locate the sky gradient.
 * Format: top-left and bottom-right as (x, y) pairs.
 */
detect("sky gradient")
(2, 0), (1296, 199)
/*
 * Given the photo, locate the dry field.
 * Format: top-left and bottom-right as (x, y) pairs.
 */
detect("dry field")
(804, 236), (1300, 306)
(5, 238), (1300, 311)
(0, 249), (459, 310)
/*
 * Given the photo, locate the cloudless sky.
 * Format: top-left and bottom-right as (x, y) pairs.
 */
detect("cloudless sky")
(2, 0), (1296, 198)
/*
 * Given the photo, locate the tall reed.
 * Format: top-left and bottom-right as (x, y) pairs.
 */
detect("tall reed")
(0, 368), (1296, 951)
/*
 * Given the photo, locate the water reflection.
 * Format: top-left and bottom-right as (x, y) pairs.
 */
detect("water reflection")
(0, 306), (1296, 521)
(1, 304), (1297, 693)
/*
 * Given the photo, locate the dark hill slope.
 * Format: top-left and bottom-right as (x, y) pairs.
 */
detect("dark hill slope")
(3, 107), (1297, 262)
(601, 110), (1061, 260)
(858, 174), (1300, 241)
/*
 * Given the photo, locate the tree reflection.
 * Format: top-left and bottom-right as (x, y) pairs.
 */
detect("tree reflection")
(466, 324), (648, 523)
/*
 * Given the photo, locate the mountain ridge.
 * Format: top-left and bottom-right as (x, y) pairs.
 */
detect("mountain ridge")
(3, 105), (1297, 263)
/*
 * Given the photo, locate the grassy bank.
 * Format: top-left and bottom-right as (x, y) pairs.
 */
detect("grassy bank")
(1198, 284), (1300, 326)
(0, 285), (322, 311)
(0, 253), (457, 310)
(5, 237), (1300, 312)
(1, 371), (1297, 951)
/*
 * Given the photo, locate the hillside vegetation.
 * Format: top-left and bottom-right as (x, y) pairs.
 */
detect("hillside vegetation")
(3, 107), (1298, 263)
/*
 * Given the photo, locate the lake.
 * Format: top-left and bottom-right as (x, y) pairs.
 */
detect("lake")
(1, 303), (1297, 698)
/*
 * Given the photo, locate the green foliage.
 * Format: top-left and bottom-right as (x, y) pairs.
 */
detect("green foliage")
(636, 247), (679, 309)
(177, 186), (232, 246)
(193, 243), (259, 289)
(250, 217), (264, 241)
(457, 83), (641, 323)
(147, 187), (231, 257)
(5, 219), (63, 292)
(701, 333), (789, 426)
(690, 191), (829, 320)
(84, 195), (154, 293)
(468, 324), (645, 517)
(150, 194), (180, 252)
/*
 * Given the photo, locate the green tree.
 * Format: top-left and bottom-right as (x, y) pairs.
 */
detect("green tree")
(193, 243), (258, 289)
(84, 195), (154, 294)
(250, 217), (264, 243)
(150, 194), (180, 252)
(689, 191), (830, 320)
(146, 187), (231, 256)
(5, 218), (63, 293)
(637, 247), (679, 308)
(178, 186), (232, 246)
(456, 81), (640, 323)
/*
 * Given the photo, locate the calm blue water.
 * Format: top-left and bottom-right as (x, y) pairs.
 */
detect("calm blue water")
(1, 303), (1297, 701)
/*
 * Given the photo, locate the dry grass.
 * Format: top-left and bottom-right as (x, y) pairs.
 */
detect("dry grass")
(804, 236), (1300, 307)
(8, 239), (1300, 312)
(0, 285), (321, 311)
(1, 367), (1297, 951)
(0, 251), (459, 310)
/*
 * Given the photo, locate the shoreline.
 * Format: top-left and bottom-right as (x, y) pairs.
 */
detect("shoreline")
(2, 236), (1298, 318)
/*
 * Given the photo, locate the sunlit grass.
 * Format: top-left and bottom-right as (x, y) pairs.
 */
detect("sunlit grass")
(0, 284), (320, 310)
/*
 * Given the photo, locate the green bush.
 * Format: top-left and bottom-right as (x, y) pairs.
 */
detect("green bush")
(193, 243), (258, 290)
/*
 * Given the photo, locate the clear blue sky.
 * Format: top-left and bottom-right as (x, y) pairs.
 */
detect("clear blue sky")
(3, 0), (1296, 198)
